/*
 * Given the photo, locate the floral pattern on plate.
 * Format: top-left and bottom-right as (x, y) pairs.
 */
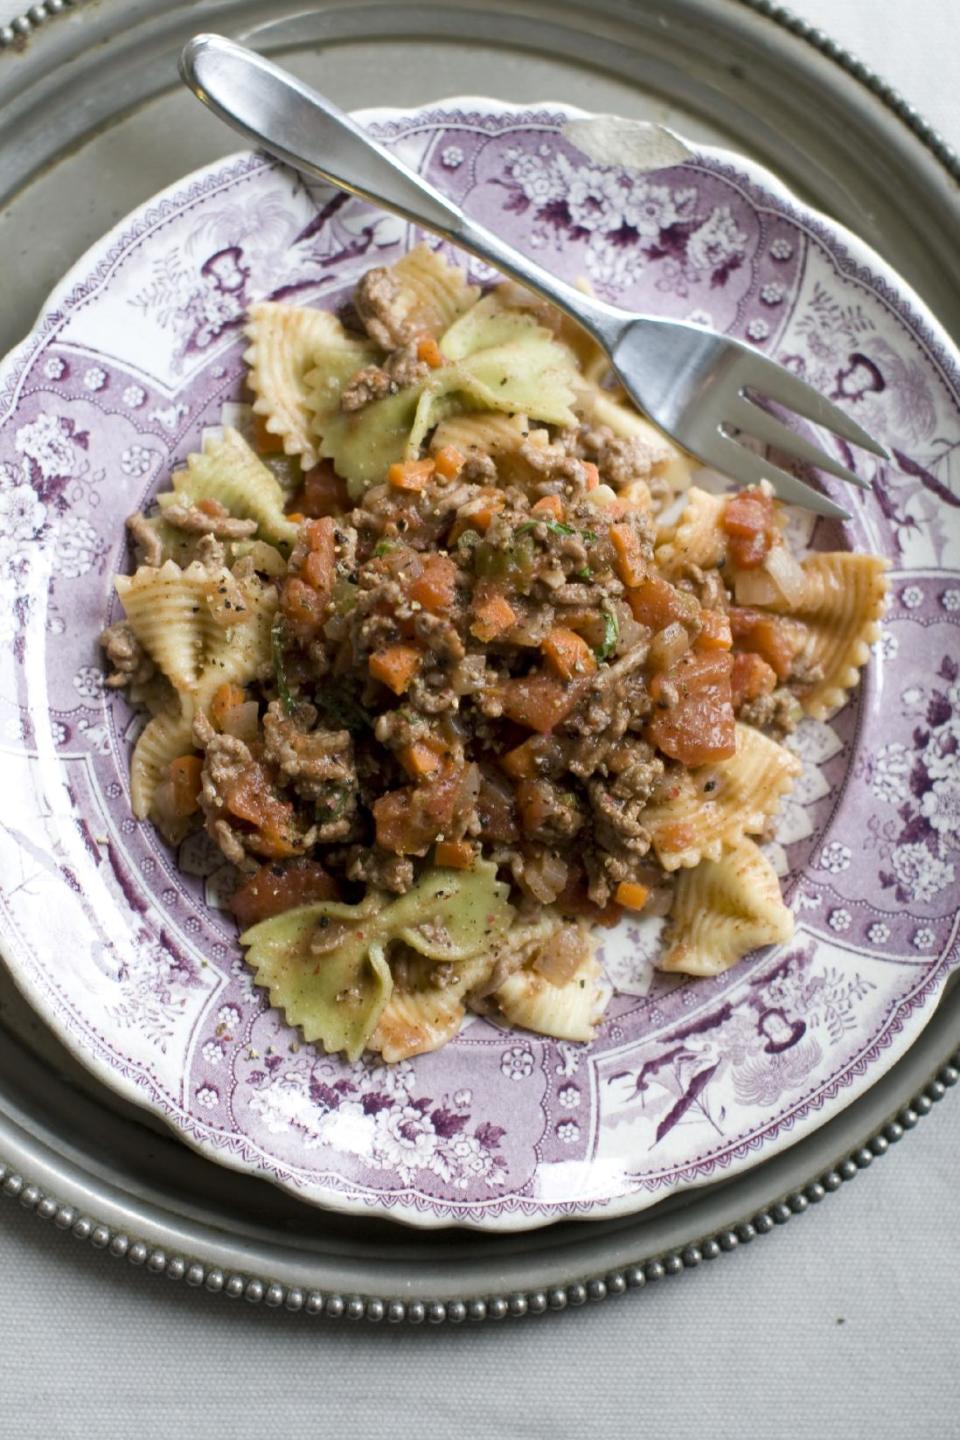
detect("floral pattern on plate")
(0, 101), (957, 1229)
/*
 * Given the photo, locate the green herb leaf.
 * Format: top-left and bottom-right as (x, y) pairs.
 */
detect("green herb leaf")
(271, 618), (295, 713)
(516, 519), (598, 545)
(596, 605), (619, 662)
(373, 540), (394, 557)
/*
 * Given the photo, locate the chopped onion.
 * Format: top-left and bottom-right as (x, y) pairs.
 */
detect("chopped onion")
(585, 483), (619, 509)
(761, 542), (807, 608)
(648, 621), (691, 671)
(532, 925), (586, 985)
(520, 850), (568, 904)
(221, 700), (261, 744)
(733, 566), (779, 606)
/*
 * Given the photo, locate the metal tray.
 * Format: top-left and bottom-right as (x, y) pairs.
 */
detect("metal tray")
(1, 0), (958, 1322)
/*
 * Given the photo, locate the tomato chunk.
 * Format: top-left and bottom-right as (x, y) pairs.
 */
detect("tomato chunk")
(626, 574), (699, 631)
(229, 859), (341, 927)
(168, 755), (203, 817)
(647, 650), (736, 765)
(723, 488), (776, 569)
(373, 765), (463, 855)
(731, 651), (778, 706)
(224, 767), (300, 856)
(498, 672), (589, 734)
(729, 606), (795, 679)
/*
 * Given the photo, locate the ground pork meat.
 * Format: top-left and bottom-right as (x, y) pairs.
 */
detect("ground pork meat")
(384, 341), (429, 388)
(343, 845), (415, 894)
(516, 778), (585, 843)
(412, 611), (466, 662)
(126, 511), (163, 567)
(161, 503), (258, 539)
(99, 621), (154, 689)
(354, 266), (413, 349)
(738, 686), (803, 738)
(519, 438), (589, 492)
(261, 701), (356, 839)
(459, 452), (498, 485)
(196, 727), (260, 866)
(576, 424), (671, 487)
(340, 365), (397, 412)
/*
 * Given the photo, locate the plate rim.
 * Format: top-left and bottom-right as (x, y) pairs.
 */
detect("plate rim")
(0, 0), (958, 1306)
(1, 94), (959, 1231)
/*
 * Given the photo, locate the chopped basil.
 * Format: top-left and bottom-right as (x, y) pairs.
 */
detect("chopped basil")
(596, 606), (619, 662)
(271, 619), (295, 713)
(516, 519), (598, 545)
(373, 540), (394, 557)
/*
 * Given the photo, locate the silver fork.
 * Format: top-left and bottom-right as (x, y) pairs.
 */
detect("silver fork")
(180, 34), (888, 521)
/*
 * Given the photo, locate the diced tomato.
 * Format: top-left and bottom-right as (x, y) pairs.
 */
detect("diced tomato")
(408, 553), (458, 613)
(168, 755), (203, 817)
(373, 764), (463, 854)
(696, 609), (733, 652)
(281, 576), (324, 629)
(498, 672), (589, 734)
(224, 767), (300, 856)
(292, 462), (350, 519)
(625, 573), (699, 631)
(729, 606), (795, 679)
(731, 651), (778, 706)
(723, 488), (776, 569)
(229, 859), (341, 927)
(475, 766), (520, 843)
(647, 650), (736, 766)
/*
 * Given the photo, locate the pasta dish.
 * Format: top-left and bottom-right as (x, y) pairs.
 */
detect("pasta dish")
(101, 246), (887, 1062)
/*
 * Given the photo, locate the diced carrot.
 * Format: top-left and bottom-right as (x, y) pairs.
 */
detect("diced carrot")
(433, 445), (465, 481)
(168, 755), (203, 817)
(583, 461), (600, 492)
(448, 490), (505, 542)
(626, 573), (699, 630)
(409, 553), (458, 613)
(388, 458), (436, 491)
(399, 739), (447, 779)
(253, 412), (285, 454)
(499, 736), (544, 780)
(230, 859), (340, 926)
(499, 672), (588, 734)
(731, 651), (778, 706)
(210, 683), (248, 732)
(286, 512), (305, 524)
(471, 592), (517, 642)
(435, 839), (476, 870)
(531, 494), (565, 520)
(614, 880), (650, 912)
(416, 335), (444, 368)
(542, 626), (598, 681)
(197, 497), (227, 518)
(291, 462), (350, 519)
(609, 523), (646, 588)
(369, 644), (423, 695)
(696, 609), (733, 652)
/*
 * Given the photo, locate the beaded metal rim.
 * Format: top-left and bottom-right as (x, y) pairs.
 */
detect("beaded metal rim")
(1, 1054), (957, 1321)
(0, 0), (956, 178)
(0, 0), (957, 1320)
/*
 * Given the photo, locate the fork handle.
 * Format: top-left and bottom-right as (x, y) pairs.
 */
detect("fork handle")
(180, 34), (623, 346)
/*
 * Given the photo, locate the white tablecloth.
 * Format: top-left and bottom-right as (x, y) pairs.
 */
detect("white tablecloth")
(2, 2), (958, 1436)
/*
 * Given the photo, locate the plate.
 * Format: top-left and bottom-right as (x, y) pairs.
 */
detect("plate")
(1, 94), (958, 1231)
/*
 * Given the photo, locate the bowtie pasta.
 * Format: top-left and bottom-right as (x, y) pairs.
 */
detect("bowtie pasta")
(102, 246), (887, 1062)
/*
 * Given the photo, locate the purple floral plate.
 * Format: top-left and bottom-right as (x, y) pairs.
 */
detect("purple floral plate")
(0, 98), (957, 1232)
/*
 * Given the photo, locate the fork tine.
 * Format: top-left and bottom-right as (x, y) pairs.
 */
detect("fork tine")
(728, 395), (871, 489)
(710, 434), (852, 520)
(737, 354), (889, 458)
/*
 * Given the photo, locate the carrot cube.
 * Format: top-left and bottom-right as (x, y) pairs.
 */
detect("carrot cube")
(369, 644), (423, 695)
(542, 626), (597, 680)
(387, 458), (435, 491)
(614, 880), (650, 911)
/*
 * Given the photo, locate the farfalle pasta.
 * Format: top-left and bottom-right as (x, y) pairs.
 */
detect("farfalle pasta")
(103, 250), (887, 1062)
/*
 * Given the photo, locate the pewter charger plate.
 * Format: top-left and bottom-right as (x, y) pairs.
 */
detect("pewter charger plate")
(0, 0), (958, 1317)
